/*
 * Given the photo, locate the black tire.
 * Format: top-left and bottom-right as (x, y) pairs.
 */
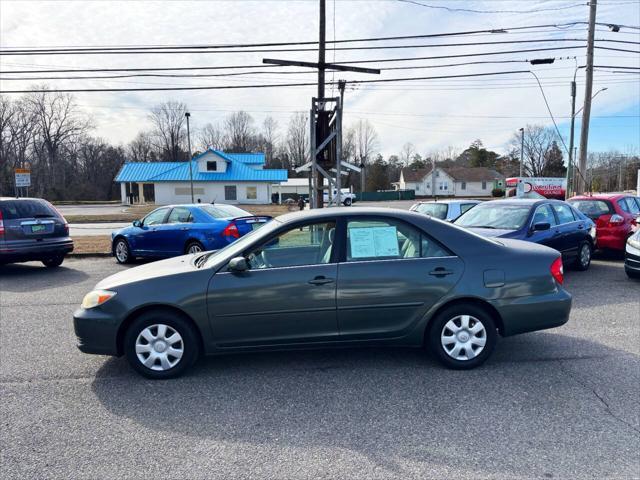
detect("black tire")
(428, 303), (497, 370)
(343, 198), (352, 206)
(626, 268), (640, 279)
(185, 240), (204, 255)
(113, 237), (133, 264)
(124, 311), (200, 379)
(42, 255), (64, 268)
(573, 241), (592, 271)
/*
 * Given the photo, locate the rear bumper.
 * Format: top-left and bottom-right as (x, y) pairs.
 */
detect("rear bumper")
(0, 238), (74, 263)
(492, 288), (572, 337)
(596, 228), (630, 251)
(73, 307), (120, 356)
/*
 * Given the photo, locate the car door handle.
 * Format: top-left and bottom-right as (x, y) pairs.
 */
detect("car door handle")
(308, 276), (334, 285)
(577, 224), (584, 229)
(429, 268), (454, 277)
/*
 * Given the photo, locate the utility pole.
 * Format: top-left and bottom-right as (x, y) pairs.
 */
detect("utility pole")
(566, 77), (577, 199)
(577, 0), (597, 194)
(431, 157), (437, 201)
(185, 111), (194, 203)
(519, 127), (525, 178)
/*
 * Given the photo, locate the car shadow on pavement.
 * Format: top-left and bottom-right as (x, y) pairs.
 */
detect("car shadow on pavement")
(91, 332), (639, 478)
(0, 262), (90, 292)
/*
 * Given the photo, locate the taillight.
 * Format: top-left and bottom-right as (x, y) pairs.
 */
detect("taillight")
(222, 222), (239, 239)
(0, 209), (4, 238)
(550, 257), (564, 285)
(609, 214), (624, 226)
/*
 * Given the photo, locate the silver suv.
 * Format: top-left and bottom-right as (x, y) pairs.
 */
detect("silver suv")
(0, 198), (73, 267)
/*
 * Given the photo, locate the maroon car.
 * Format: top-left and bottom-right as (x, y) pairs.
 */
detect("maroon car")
(568, 194), (639, 251)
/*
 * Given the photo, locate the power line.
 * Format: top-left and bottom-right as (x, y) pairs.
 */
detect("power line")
(0, 69), (531, 94)
(395, 0), (588, 14)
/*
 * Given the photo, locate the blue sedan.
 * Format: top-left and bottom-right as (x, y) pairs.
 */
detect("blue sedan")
(111, 204), (271, 264)
(454, 198), (596, 270)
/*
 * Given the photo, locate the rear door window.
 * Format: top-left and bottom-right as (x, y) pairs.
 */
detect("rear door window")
(617, 199), (631, 214)
(552, 204), (576, 224)
(622, 198), (639, 215)
(0, 200), (58, 220)
(167, 207), (193, 224)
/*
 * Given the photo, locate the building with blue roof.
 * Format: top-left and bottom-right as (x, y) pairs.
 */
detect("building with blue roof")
(115, 148), (288, 205)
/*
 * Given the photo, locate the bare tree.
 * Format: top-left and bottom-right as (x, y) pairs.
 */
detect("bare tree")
(198, 122), (224, 151)
(510, 124), (561, 177)
(26, 88), (92, 196)
(261, 116), (279, 167)
(285, 112), (308, 169)
(351, 119), (379, 165)
(149, 101), (188, 161)
(128, 131), (157, 162)
(223, 111), (255, 152)
(400, 142), (416, 166)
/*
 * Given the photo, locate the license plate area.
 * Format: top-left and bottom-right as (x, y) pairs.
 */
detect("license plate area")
(31, 225), (47, 233)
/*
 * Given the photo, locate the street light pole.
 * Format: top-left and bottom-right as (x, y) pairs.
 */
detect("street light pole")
(519, 127), (525, 178)
(185, 111), (194, 203)
(566, 75), (577, 199)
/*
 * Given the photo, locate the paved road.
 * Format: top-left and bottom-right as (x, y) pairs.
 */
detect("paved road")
(1, 258), (638, 479)
(69, 223), (128, 237)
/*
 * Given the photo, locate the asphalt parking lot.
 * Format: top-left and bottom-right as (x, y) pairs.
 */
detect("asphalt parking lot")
(1, 257), (638, 479)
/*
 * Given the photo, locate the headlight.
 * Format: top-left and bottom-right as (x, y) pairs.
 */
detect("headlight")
(81, 290), (116, 309)
(628, 234), (640, 250)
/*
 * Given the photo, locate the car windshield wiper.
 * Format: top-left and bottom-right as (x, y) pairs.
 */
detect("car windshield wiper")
(469, 225), (498, 229)
(33, 214), (55, 218)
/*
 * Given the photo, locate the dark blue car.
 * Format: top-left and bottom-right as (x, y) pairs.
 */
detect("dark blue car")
(111, 203), (271, 264)
(454, 198), (596, 271)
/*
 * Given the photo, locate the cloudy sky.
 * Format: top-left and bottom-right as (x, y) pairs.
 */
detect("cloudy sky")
(1, 0), (639, 158)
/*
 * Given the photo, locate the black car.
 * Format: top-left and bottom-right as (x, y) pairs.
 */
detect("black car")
(0, 197), (73, 267)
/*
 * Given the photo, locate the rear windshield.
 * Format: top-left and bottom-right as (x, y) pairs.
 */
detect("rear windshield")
(414, 203), (448, 219)
(568, 199), (612, 218)
(0, 199), (58, 220)
(199, 204), (252, 219)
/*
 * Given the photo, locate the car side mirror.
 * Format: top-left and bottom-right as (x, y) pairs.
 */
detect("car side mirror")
(533, 222), (551, 232)
(132, 219), (142, 228)
(228, 256), (249, 272)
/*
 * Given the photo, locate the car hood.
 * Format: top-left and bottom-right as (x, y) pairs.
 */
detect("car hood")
(96, 254), (198, 289)
(465, 227), (519, 238)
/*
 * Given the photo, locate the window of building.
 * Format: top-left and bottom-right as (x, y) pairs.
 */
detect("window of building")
(461, 182), (466, 190)
(224, 186), (237, 201)
(207, 161), (217, 171)
(175, 187), (205, 196)
(246, 186), (257, 200)
(482, 181), (487, 190)
(438, 181), (448, 191)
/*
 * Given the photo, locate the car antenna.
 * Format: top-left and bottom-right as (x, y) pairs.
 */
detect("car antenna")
(211, 196), (216, 205)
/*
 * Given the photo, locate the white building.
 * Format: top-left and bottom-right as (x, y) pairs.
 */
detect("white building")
(397, 166), (504, 197)
(115, 149), (287, 205)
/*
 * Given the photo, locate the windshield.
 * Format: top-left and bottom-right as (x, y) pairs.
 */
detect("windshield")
(199, 204), (252, 219)
(568, 199), (611, 219)
(201, 218), (281, 268)
(455, 204), (531, 230)
(415, 203), (448, 219)
(0, 199), (59, 220)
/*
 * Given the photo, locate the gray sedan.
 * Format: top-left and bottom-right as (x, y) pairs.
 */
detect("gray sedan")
(74, 208), (572, 379)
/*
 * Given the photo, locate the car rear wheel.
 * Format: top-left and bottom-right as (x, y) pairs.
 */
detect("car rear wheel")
(114, 238), (133, 264)
(428, 304), (497, 369)
(42, 255), (64, 268)
(185, 241), (204, 255)
(574, 242), (592, 271)
(124, 311), (200, 379)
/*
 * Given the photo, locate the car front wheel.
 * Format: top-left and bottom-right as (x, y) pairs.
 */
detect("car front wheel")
(428, 304), (497, 369)
(114, 238), (133, 264)
(343, 198), (352, 206)
(124, 311), (200, 379)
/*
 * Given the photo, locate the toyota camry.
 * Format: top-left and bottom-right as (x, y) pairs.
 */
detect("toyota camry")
(74, 208), (572, 379)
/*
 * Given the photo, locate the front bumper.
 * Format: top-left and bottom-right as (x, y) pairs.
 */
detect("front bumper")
(492, 288), (572, 337)
(624, 243), (640, 273)
(73, 307), (121, 356)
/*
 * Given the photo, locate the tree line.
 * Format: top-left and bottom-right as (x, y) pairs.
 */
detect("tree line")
(1, 89), (637, 201)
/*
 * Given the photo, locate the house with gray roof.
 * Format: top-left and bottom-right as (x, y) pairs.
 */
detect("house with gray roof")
(397, 166), (504, 197)
(115, 148), (288, 205)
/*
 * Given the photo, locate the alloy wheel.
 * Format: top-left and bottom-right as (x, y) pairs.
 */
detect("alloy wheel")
(580, 244), (591, 267)
(115, 240), (129, 263)
(440, 315), (487, 361)
(187, 243), (203, 254)
(135, 324), (184, 371)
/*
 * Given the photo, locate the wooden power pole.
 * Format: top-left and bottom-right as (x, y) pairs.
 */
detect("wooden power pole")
(577, 0), (597, 194)
(263, 0), (379, 209)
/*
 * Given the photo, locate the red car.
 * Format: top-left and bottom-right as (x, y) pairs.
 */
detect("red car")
(568, 194), (640, 251)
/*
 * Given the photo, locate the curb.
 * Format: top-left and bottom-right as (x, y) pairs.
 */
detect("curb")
(68, 253), (112, 258)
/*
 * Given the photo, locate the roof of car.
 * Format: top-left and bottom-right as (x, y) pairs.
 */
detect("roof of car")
(569, 193), (632, 201)
(414, 199), (481, 205)
(275, 207), (422, 223)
